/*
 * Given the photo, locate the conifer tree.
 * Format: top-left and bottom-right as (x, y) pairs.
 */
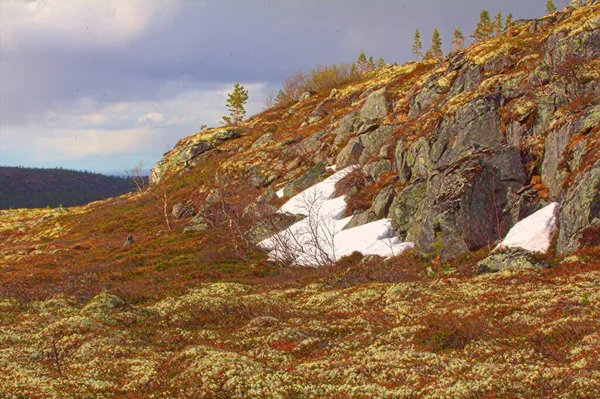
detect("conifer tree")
(471, 10), (494, 43)
(367, 56), (376, 71)
(377, 57), (386, 69)
(505, 13), (514, 33)
(222, 82), (249, 125)
(357, 51), (367, 72)
(494, 12), (504, 36)
(412, 29), (423, 61)
(546, 0), (557, 13)
(350, 62), (359, 76)
(451, 28), (465, 51)
(430, 28), (443, 59)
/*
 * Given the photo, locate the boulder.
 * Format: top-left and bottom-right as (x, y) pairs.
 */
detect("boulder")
(371, 186), (395, 219)
(477, 248), (550, 274)
(123, 234), (134, 247)
(558, 162), (600, 254)
(172, 202), (195, 219)
(180, 141), (214, 164)
(332, 111), (358, 147)
(211, 129), (242, 143)
(336, 137), (364, 168)
(283, 163), (327, 197)
(359, 125), (397, 164)
(390, 182), (428, 240)
(184, 213), (208, 232)
(359, 88), (390, 123)
(406, 150), (527, 261)
(362, 160), (392, 182)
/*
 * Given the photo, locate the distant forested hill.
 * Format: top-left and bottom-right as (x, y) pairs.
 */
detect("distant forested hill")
(0, 166), (141, 209)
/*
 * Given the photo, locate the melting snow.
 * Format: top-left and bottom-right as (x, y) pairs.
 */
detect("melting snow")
(260, 166), (413, 266)
(496, 202), (559, 253)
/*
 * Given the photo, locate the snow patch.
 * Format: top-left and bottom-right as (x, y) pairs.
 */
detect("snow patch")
(260, 166), (413, 266)
(496, 202), (559, 253)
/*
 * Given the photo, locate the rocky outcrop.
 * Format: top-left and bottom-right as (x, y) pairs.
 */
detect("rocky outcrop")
(558, 161), (600, 254)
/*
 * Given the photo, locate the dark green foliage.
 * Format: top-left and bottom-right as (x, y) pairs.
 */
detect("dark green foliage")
(0, 166), (140, 209)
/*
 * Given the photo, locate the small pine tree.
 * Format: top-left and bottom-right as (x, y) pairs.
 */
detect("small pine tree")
(222, 82), (249, 125)
(494, 12), (504, 36)
(546, 0), (557, 13)
(430, 28), (443, 59)
(471, 10), (494, 43)
(357, 51), (368, 73)
(451, 27), (465, 51)
(377, 57), (386, 69)
(412, 29), (423, 61)
(367, 56), (376, 71)
(505, 13), (514, 33)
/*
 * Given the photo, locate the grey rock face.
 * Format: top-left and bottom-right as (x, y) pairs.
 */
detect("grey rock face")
(332, 111), (358, 147)
(172, 202), (195, 219)
(283, 163), (327, 197)
(390, 182), (428, 240)
(344, 210), (377, 230)
(359, 125), (397, 165)
(395, 137), (436, 184)
(371, 186), (396, 219)
(359, 88), (390, 123)
(558, 162), (600, 254)
(181, 141), (215, 164)
(477, 249), (550, 274)
(404, 150), (526, 261)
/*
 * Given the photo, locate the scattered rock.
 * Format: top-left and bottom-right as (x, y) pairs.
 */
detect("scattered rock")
(172, 202), (195, 219)
(283, 163), (327, 197)
(184, 214), (208, 232)
(477, 248), (550, 274)
(359, 88), (390, 123)
(211, 129), (242, 143)
(123, 234), (134, 247)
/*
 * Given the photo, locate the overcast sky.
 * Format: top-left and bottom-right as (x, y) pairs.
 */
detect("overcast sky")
(0, 0), (549, 174)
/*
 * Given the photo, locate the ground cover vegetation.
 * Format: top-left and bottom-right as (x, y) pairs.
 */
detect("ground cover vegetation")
(1, 1), (600, 397)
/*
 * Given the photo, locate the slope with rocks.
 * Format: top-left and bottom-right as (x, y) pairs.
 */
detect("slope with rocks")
(1, 2), (600, 398)
(152, 1), (600, 262)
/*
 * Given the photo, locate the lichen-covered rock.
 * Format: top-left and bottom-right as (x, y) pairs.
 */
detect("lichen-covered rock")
(558, 161), (600, 254)
(359, 125), (397, 164)
(283, 163), (327, 197)
(406, 150), (526, 261)
(359, 88), (389, 123)
(336, 137), (364, 168)
(371, 186), (395, 219)
(184, 213), (208, 232)
(395, 137), (436, 184)
(389, 182), (428, 240)
(211, 128), (242, 143)
(172, 202), (195, 219)
(332, 111), (358, 147)
(81, 293), (125, 316)
(362, 160), (392, 182)
(180, 141), (214, 164)
(477, 248), (550, 274)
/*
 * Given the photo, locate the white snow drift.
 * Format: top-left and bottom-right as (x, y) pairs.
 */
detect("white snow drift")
(261, 167), (413, 266)
(496, 202), (559, 253)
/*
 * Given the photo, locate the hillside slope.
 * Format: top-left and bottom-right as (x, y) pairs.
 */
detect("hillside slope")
(1, 2), (599, 398)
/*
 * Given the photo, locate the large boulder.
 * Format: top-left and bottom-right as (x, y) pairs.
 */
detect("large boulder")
(283, 163), (327, 197)
(359, 88), (390, 123)
(558, 162), (600, 254)
(405, 149), (527, 261)
(172, 202), (195, 219)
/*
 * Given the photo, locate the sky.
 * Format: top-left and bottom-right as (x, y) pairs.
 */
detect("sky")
(0, 0), (549, 175)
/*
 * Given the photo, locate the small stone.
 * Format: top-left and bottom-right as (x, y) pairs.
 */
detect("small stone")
(123, 234), (134, 247)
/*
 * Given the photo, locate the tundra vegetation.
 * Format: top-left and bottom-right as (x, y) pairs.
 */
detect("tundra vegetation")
(1, 2), (600, 398)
